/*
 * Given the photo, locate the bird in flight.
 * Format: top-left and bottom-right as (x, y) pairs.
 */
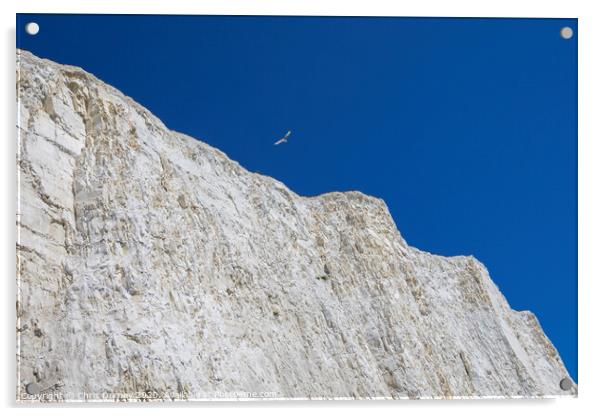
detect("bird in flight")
(274, 130), (292, 145)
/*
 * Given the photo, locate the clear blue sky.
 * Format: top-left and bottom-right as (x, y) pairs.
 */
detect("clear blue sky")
(17, 14), (578, 380)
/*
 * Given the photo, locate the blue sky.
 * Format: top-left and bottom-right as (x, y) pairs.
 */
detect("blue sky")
(17, 14), (577, 380)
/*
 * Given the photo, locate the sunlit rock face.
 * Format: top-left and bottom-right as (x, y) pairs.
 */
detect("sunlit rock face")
(16, 50), (575, 401)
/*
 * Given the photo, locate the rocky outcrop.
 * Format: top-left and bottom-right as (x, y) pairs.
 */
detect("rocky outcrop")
(16, 50), (575, 401)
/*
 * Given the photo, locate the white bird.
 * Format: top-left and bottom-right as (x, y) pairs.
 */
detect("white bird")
(274, 130), (292, 145)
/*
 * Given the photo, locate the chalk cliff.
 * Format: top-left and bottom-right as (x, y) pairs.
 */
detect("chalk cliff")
(16, 50), (575, 401)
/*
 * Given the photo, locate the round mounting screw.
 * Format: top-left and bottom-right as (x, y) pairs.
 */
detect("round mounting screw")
(25, 382), (41, 395)
(559, 377), (573, 391)
(560, 27), (573, 40)
(25, 22), (40, 36)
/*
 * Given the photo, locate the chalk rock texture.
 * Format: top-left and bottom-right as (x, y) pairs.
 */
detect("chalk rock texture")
(17, 50), (575, 401)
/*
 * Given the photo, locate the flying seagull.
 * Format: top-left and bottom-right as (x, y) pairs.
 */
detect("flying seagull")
(274, 130), (292, 145)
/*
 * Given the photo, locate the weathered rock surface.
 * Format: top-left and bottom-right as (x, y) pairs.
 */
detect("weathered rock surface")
(16, 50), (575, 401)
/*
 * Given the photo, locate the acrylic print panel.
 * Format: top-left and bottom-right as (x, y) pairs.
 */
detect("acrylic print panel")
(16, 14), (577, 401)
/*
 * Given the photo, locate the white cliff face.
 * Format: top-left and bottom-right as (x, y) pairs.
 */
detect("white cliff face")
(16, 49), (575, 401)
